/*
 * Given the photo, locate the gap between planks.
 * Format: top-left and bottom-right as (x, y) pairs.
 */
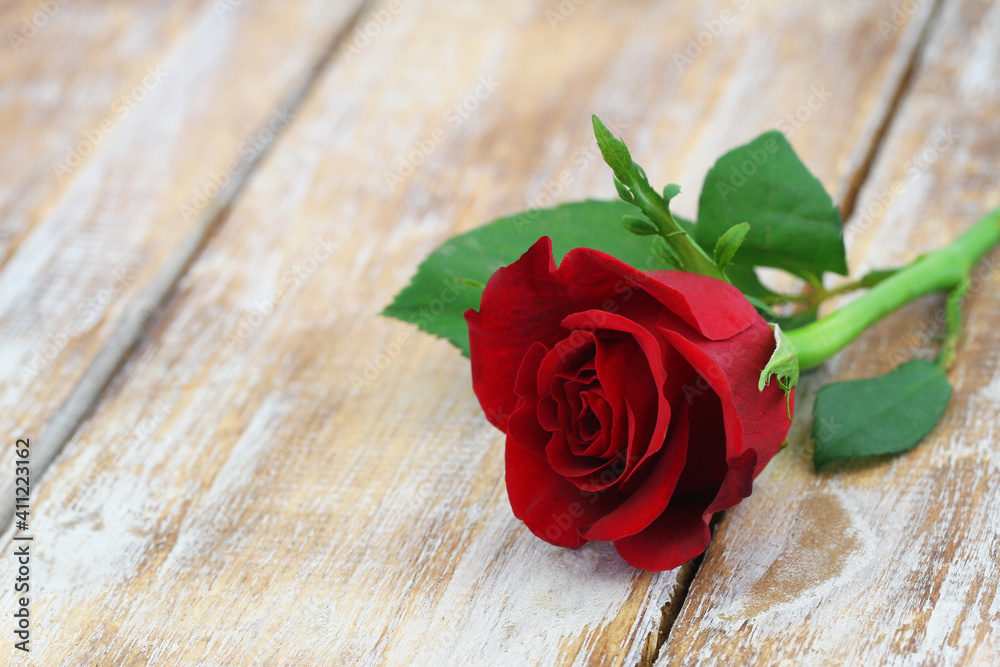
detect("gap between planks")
(639, 2), (948, 664)
(0, 0), (376, 536)
(2, 1), (952, 664)
(837, 0), (946, 220)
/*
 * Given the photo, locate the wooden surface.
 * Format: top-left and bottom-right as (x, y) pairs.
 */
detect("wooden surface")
(659, 1), (1000, 664)
(0, 0), (367, 527)
(0, 0), (996, 664)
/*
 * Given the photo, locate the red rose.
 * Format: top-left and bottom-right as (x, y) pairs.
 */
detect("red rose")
(465, 237), (792, 571)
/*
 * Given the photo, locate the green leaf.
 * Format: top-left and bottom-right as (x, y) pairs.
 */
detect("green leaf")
(662, 183), (682, 201)
(382, 200), (670, 356)
(713, 222), (750, 270)
(812, 359), (952, 470)
(696, 131), (848, 280)
(622, 215), (659, 236)
(759, 323), (798, 417)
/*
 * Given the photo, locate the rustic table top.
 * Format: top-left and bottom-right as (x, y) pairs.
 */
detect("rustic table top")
(2, 0), (998, 664)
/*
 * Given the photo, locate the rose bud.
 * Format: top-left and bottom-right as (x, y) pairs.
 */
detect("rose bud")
(465, 237), (793, 571)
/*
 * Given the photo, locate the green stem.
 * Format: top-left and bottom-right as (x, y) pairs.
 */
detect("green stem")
(820, 269), (897, 299)
(937, 277), (969, 369)
(787, 206), (1000, 370)
(633, 186), (726, 280)
(762, 269), (898, 307)
(591, 115), (726, 282)
(761, 292), (814, 305)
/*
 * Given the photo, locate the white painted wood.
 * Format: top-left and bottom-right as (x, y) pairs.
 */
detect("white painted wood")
(0, 0), (368, 530)
(659, 1), (1000, 663)
(0, 0), (933, 664)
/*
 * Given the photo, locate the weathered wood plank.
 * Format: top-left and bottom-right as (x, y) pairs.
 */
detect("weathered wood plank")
(658, 1), (1000, 664)
(0, 0), (200, 265)
(0, 0), (367, 525)
(0, 0), (933, 664)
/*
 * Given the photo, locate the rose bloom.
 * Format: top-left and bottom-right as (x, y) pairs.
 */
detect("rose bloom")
(465, 237), (792, 570)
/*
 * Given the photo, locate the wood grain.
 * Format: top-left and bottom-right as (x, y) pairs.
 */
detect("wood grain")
(0, 0), (938, 664)
(0, 0), (203, 265)
(657, 0), (1000, 664)
(0, 0), (367, 527)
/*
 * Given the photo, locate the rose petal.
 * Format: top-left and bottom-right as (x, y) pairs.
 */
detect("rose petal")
(643, 270), (757, 339)
(672, 391), (728, 496)
(507, 404), (549, 457)
(467, 239), (620, 430)
(536, 395), (560, 433)
(561, 310), (676, 484)
(560, 335), (641, 491)
(581, 401), (690, 542)
(612, 448), (757, 571)
(546, 431), (608, 478)
(660, 318), (790, 473)
(514, 341), (548, 400)
(584, 389), (614, 456)
(575, 390), (604, 444)
(505, 434), (622, 548)
(506, 342), (550, 456)
(537, 331), (596, 398)
(466, 238), (756, 431)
